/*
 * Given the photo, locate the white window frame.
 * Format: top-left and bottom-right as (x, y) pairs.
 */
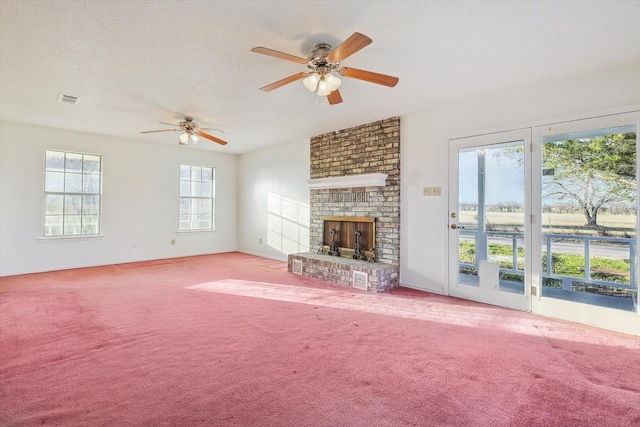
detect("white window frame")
(43, 150), (102, 237)
(179, 164), (215, 231)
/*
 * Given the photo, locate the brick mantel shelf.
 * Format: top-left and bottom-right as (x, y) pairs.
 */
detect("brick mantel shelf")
(306, 173), (388, 190)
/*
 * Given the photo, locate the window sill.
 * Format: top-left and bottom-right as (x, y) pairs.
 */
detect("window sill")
(176, 229), (216, 235)
(37, 234), (104, 242)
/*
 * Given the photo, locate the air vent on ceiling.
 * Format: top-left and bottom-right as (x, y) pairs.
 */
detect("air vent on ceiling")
(57, 93), (79, 104)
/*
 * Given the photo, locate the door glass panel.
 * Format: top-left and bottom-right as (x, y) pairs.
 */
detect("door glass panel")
(541, 125), (637, 312)
(458, 140), (526, 294)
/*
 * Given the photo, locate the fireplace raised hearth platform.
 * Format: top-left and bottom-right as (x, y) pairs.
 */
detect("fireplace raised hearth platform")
(288, 252), (399, 293)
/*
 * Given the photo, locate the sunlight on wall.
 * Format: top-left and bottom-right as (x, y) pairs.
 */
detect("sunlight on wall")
(267, 192), (310, 254)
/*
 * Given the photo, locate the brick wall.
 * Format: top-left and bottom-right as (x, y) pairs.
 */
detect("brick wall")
(309, 117), (400, 265)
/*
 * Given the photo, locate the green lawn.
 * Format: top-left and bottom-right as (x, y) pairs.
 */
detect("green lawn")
(458, 241), (630, 283)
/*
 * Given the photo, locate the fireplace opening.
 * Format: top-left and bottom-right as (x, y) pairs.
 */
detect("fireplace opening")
(319, 216), (376, 261)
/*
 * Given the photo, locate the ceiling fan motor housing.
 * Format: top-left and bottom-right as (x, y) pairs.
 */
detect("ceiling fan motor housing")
(307, 43), (340, 74)
(179, 117), (198, 134)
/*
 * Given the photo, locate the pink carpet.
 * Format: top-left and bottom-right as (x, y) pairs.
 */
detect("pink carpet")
(1, 252), (639, 426)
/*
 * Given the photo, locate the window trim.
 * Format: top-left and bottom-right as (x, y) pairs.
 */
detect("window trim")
(42, 149), (103, 238)
(178, 164), (215, 232)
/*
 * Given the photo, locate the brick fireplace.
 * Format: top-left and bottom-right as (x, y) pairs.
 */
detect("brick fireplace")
(287, 117), (400, 292)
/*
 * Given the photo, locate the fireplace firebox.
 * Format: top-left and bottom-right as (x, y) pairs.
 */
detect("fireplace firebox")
(319, 216), (376, 261)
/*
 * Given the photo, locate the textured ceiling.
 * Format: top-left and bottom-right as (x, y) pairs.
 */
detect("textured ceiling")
(1, 0), (639, 154)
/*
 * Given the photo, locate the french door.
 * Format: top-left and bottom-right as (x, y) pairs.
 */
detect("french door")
(531, 112), (639, 335)
(448, 111), (640, 335)
(448, 129), (532, 311)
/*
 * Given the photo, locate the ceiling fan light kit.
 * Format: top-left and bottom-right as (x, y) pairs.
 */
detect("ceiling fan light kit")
(251, 32), (399, 105)
(179, 132), (200, 145)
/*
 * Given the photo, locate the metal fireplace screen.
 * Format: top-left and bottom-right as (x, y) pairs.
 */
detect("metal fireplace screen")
(321, 216), (376, 259)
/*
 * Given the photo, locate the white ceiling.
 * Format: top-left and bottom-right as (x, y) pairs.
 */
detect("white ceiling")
(1, 0), (639, 154)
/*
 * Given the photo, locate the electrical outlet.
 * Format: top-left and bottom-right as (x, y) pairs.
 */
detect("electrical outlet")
(171, 239), (175, 245)
(132, 242), (137, 248)
(433, 187), (442, 196)
(259, 238), (263, 244)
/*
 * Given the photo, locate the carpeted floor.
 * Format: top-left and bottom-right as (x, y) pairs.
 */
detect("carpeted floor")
(1, 252), (639, 426)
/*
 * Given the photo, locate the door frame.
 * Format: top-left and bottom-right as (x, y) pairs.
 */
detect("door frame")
(530, 111), (640, 335)
(447, 128), (532, 312)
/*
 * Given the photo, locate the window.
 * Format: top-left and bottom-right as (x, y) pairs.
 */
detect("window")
(43, 150), (102, 236)
(179, 165), (214, 231)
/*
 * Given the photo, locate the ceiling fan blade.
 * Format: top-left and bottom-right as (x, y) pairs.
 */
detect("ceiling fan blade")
(197, 130), (228, 146)
(200, 127), (225, 134)
(327, 89), (343, 105)
(159, 121), (179, 127)
(251, 47), (308, 64)
(327, 32), (372, 62)
(259, 72), (306, 92)
(340, 67), (399, 87)
(140, 129), (180, 134)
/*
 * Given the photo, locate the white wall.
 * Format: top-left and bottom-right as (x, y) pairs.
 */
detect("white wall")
(3, 62), (638, 282)
(0, 121), (238, 275)
(401, 61), (640, 293)
(237, 139), (310, 261)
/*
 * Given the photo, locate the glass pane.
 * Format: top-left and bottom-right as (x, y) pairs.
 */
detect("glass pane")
(199, 214), (212, 229)
(191, 166), (202, 181)
(458, 149), (479, 230)
(540, 126), (636, 311)
(64, 195), (82, 214)
(201, 182), (212, 197)
(190, 199), (200, 214)
(82, 215), (100, 234)
(179, 214), (191, 230)
(457, 141), (525, 294)
(193, 182), (202, 197)
(45, 171), (65, 192)
(44, 215), (63, 236)
(45, 151), (65, 171)
(200, 199), (212, 214)
(65, 153), (83, 173)
(82, 196), (100, 214)
(63, 215), (82, 235)
(83, 174), (100, 193)
(45, 194), (64, 214)
(64, 173), (82, 192)
(83, 155), (101, 173)
(180, 165), (190, 180)
(179, 181), (190, 197)
(589, 240), (630, 285)
(201, 167), (212, 181)
(179, 198), (190, 214)
(458, 236), (477, 284)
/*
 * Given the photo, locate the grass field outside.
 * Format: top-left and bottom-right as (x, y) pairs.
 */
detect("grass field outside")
(459, 211), (636, 237)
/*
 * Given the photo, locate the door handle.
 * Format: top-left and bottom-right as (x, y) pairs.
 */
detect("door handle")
(450, 224), (465, 230)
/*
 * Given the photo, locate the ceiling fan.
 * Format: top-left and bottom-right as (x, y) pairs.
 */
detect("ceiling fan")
(140, 117), (228, 146)
(251, 32), (399, 105)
